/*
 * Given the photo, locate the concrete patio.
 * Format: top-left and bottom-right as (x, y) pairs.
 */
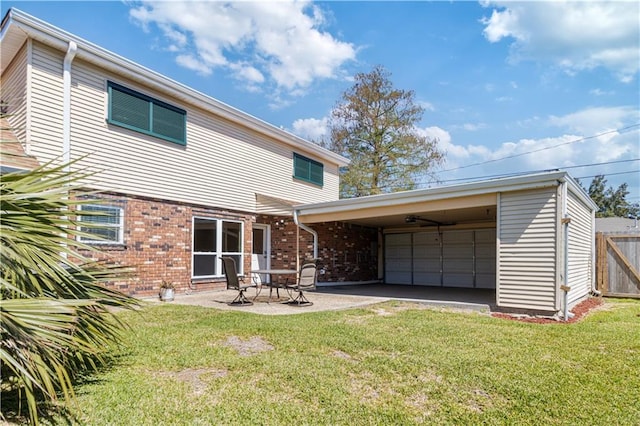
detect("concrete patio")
(143, 284), (495, 315)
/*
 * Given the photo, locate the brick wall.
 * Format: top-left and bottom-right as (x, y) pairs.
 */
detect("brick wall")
(260, 216), (379, 283)
(82, 194), (379, 297)
(82, 193), (253, 296)
(314, 222), (379, 282)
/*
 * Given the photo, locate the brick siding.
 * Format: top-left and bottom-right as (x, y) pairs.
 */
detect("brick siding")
(81, 193), (378, 297)
(258, 215), (379, 282)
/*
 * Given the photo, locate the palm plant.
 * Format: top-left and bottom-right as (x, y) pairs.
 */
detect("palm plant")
(1, 150), (138, 423)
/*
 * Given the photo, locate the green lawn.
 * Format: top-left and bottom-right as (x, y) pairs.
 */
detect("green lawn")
(57, 300), (640, 424)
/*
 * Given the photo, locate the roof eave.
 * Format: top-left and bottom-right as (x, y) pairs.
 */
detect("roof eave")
(295, 171), (589, 216)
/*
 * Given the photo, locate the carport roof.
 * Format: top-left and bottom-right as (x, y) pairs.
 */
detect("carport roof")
(295, 170), (595, 227)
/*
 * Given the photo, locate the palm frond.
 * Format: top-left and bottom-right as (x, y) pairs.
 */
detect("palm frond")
(1, 144), (139, 424)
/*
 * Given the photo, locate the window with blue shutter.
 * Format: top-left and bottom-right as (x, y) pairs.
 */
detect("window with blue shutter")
(293, 153), (323, 186)
(107, 81), (186, 145)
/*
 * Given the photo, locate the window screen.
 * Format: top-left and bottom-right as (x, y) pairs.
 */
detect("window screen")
(108, 81), (186, 145)
(293, 153), (323, 186)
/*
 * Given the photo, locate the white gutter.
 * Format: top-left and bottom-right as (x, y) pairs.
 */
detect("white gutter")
(293, 209), (318, 259)
(62, 40), (77, 169)
(296, 171), (571, 218)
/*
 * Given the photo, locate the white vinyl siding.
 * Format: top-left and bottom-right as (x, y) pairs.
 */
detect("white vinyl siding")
(475, 229), (497, 289)
(1, 42), (29, 145)
(566, 190), (594, 307)
(27, 42), (64, 163)
(25, 42), (340, 213)
(498, 188), (558, 311)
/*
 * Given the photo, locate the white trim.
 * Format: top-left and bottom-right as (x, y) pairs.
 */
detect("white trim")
(495, 192), (501, 307)
(295, 171), (597, 219)
(62, 40), (77, 169)
(78, 204), (124, 244)
(192, 216), (244, 279)
(252, 223), (271, 269)
(25, 38), (32, 155)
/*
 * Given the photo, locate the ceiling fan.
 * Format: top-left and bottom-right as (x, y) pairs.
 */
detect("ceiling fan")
(404, 215), (456, 227)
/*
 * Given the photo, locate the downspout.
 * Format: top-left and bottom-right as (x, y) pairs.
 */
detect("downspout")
(62, 41), (78, 170)
(60, 41), (77, 260)
(293, 209), (318, 260)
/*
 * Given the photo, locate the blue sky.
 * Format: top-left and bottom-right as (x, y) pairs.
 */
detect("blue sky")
(3, 1), (639, 204)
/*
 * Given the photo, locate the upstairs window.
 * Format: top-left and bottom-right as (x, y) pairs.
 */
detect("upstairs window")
(78, 205), (124, 244)
(293, 153), (323, 186)
(107, 81), (186, 145)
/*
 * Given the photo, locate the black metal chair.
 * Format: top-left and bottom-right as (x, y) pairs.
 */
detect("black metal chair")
(221, 257), (257, 306)
(285, 261), (318, 306)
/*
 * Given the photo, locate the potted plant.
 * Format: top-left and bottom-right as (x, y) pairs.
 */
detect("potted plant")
(159, 281), (175, 302)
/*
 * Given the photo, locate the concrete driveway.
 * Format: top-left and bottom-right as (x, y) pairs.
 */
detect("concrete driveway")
(144, 284), (494, 315)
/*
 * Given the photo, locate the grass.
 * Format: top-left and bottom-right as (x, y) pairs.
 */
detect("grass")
(45, 299), (640, 424)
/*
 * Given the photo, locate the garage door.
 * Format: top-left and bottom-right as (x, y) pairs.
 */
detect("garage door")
(384, 229), (496, 288)
(385, 233), (412, 284)
(413, 232), (441, 286)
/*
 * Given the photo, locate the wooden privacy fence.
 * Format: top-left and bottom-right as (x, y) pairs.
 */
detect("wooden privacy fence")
(596, 232), (640, 298)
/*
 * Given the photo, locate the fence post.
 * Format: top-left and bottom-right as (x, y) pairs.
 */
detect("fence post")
(595, 232), (607, 293)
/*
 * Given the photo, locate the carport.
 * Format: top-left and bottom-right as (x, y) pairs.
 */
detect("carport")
(294, 171), (597, 315)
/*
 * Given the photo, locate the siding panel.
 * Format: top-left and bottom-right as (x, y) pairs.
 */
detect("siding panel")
(498, 188), (558, 311)
(29, 42), (64, 163)
(24, 42), (340, 212)
(567, 190), (594, 306)
(1, 42), (28, 145)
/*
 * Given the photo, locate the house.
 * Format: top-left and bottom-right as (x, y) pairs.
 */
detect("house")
(595, 217), (640, 234)
(0, 8), (367, 296)
(1, 9), (597, 315)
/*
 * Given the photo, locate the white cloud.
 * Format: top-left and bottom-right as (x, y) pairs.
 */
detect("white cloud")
(449, 122), (488, 132)
(589, 88), (614, 96)
(129, 1), (356, 94)
(291, 117), (329, 141)
(548, 106), (640, 135)
(463, 123), (487, 131)
(419, 101), (436, 112)
(175, 54), (212, 75)
(438, 130), (638, 189)
(481, 1), (640, 82)
(418, 126), (451, 145)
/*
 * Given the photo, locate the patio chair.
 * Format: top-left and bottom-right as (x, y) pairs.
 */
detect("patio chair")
(285, 261), (318, 306)
(221, 257), (257, 306)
